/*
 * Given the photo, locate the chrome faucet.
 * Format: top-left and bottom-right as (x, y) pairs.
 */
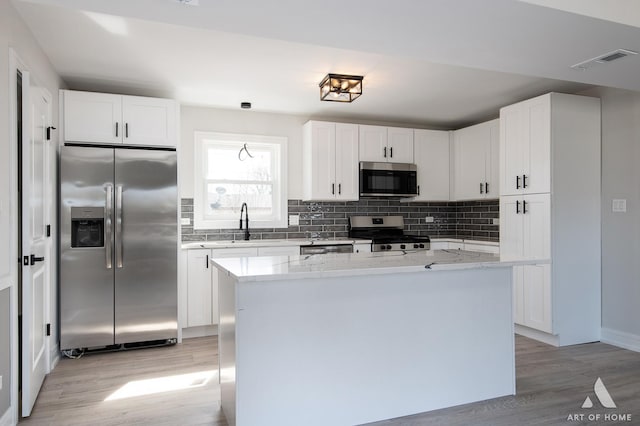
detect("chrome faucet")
(239, 202), (250, 241)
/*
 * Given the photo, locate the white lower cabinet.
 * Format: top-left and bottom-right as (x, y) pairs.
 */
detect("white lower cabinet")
(186, 249), (214, 328)
(182, 245), (301, 332)
(183, 247), (259, 329)
(354, 243), (371, 253)
(513, 264), (552, 334)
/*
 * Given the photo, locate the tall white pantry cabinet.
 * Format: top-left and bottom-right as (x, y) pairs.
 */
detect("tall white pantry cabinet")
(499, 93), (601, 346)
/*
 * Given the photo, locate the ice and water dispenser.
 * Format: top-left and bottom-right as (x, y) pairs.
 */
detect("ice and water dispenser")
(70, 207), (104, 248)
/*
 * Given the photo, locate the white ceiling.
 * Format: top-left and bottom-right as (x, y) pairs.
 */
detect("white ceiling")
(13, 0), (640, 128)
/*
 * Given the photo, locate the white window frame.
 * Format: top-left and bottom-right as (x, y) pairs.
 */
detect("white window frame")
(193, 131), (288, 230)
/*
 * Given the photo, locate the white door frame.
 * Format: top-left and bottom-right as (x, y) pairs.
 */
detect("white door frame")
(8, 47), (54, 423)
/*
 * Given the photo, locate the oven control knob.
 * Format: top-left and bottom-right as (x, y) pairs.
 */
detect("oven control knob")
(400, 244), (406, 250)
(413, 244), (419, 249)
(419, 244), (425, 248)
(386, 245), (392, 250)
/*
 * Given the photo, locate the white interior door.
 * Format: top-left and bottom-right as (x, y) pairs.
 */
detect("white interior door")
(21, 74), (51, 417)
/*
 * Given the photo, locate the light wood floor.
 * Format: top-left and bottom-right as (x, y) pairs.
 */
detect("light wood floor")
(20, 335), (640, 425)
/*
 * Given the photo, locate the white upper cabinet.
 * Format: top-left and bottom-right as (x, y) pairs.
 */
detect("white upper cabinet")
(303, 121), (359, 201)
(62, 90), (177, 147)
(452, 119), (499, 200)
(412, 129), (450, 201)
(122, 96), (177, 147)
(64, 91), (122, 144)
(500, 94), (551, 195)
(386, 127), (414, 163)
(359, 125), (414, 163)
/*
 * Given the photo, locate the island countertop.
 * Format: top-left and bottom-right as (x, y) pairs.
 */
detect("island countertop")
(211, 249), (545, 282)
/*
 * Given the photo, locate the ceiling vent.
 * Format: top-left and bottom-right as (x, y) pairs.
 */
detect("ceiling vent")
(571, 49), (638, 71)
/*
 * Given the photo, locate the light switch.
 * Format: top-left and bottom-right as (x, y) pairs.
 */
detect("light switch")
(612, 199), (627, 213)
(424, 216), (435, 223)
(492, 218), (500, 225)
(180, 218), (191, 225)
(289, 215), (300, 226)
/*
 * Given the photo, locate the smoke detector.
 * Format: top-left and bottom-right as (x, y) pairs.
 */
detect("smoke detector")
(174, 0), (199, 5)
(571, 48), (638, 71)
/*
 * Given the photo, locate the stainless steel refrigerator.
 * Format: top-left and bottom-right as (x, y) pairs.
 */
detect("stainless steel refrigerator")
(59, 145), (178, 351)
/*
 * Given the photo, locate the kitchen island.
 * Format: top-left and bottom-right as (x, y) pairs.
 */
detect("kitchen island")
(213, 250), (526, 426)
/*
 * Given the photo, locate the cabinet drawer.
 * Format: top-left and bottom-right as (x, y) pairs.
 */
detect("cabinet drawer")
(257, 246), (300, 256)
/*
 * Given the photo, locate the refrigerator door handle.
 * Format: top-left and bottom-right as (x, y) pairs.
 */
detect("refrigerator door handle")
(105, 184), (113, 269)
(116, 185), (124, 268)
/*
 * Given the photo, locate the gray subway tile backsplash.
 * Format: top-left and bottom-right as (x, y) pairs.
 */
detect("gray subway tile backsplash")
(180, 198), (499, 242)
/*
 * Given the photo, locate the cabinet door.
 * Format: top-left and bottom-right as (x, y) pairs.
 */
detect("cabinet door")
(499, 195), (524, 261)
(353, 243), (372, 253)
(387, 127), (414, 163)
(499, 103), (524, 195)
(63, 90), (122, 144)
(335, 123), (359, 201)
(186, 249), (212, 327)
(304, 121), (336, 200)
(359, 125), (388, 162)
(413, 129), (450, 201)
(523, 264), (552, 333)
(522, 95), (551, 194)
(486, 119), (500, 197)
(257, 246), (300, 256)
(513, 266), (525, 325)
(210, 247), (259, 325)
(522, 193), (551, 260)
(122, 96), (177, 147)
(178, 250), (189, 328)
(453, 123), (489, 200)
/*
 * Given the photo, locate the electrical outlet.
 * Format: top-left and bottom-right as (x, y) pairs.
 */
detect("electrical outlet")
(180, 218), (191, 225)
(492, 218), (499, 225)
(612, 199), (627, 213)
(424, 216), (435, 223)
(289, 215), (300, 226)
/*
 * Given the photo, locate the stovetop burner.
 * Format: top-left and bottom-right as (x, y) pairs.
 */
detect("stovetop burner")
(348, 216), (430, 252)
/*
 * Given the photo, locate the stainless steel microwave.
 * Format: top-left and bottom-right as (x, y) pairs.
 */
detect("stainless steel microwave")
(359, 162), (418, 197)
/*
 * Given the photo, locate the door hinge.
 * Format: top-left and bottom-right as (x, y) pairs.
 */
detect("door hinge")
(46, 224), (51, 237)
(46, 323), (51, 336)
(46, 126), (57, 141)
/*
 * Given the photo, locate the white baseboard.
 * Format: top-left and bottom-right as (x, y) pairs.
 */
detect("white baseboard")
(601, 327), (640, 353)
(515, 324), (559, 347)
(0, 406), (14, 426)
(50, 343), (60, 371)
(182, 325), (218, 339)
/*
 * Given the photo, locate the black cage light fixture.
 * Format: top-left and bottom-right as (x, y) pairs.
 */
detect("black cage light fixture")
(319, 73), (363, 102)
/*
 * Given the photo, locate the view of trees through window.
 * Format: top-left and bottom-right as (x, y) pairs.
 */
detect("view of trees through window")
(204, 141), (276, 220)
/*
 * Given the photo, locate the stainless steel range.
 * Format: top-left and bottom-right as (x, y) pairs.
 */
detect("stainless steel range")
(348, 216), (430, 252)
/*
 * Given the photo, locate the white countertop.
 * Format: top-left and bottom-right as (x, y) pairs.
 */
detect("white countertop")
(181, 237), (370, 249)
(181, 237), (497, 250)
(211, 249), (543, 282)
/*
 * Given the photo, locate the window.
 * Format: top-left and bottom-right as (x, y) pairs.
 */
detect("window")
(193, 131), (287, 229)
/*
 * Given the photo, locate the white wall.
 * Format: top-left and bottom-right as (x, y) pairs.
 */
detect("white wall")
(0, 0), (63, 420)
(180, 106), (307, 200)
(580, 87), (640, 345)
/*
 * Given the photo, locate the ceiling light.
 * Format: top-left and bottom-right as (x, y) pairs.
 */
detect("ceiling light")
(319, 74), (363, 103)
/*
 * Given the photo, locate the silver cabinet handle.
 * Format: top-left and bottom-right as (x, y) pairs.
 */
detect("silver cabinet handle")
(116, 185), (123, 268)
(105, 184), (113, 269)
